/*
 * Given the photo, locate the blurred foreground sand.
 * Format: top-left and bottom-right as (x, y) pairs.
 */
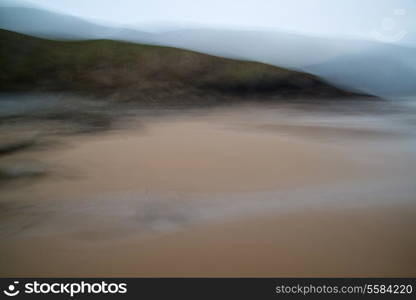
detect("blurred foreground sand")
(1, 103), (415, 277)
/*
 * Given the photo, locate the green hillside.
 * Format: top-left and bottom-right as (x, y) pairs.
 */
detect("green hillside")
(0, 29), (353, 103)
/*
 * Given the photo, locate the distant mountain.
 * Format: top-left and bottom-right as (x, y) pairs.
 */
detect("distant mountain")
(400, 32), (416, 47)
(0, 6), (117, 39)
(108, 28), (156, 45)
(123, 29), (365, 69)
(305, 43), (416, 96)
(0, 29), (358, 105)
(137, 28), (416, 97)
(1, 4), (414, 97)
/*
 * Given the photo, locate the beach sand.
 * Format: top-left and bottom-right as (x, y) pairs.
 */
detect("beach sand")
(1, 103), (415, 277)
(1, 205), (416, 277)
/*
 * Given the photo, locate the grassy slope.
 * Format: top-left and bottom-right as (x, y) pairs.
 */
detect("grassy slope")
(0, 29), (353, 103)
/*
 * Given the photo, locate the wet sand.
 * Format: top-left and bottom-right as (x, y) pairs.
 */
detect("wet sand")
(1, 99), (416, 277)
(2, 205), (416, 277)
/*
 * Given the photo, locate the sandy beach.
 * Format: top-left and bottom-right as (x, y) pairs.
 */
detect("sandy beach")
(2, 205), (416, 277)
(1, 101), (416, 277)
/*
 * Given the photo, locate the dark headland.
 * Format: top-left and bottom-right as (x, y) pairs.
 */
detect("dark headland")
(0, 29), (365, 106)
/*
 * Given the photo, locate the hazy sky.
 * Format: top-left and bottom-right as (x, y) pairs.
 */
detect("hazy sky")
(10, 0), (416, 40)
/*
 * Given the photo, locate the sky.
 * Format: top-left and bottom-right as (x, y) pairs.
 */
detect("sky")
(13, 0), (413, 41)
(1, 0), (415, 96)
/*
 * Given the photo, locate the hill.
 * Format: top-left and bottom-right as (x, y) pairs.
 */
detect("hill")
(0, 6), (118, 39)
(0, 29), (358, 105)
(139, 28), (416, 97)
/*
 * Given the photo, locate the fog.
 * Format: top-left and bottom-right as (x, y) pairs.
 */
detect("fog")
(15, 0), (416, 43)
(1, 0), (415, 96)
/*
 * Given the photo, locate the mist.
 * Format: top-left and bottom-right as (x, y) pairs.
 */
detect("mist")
(1, 0), (415, 97)
(2, 0), (416, 279)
